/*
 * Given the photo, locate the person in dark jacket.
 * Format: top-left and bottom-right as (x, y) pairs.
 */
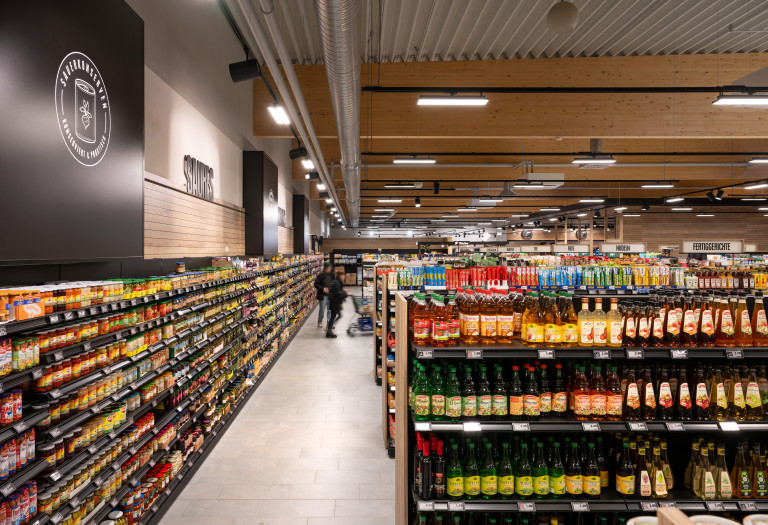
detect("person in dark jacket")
(326, 270), (347, 338)
(314, 263), (333, 328)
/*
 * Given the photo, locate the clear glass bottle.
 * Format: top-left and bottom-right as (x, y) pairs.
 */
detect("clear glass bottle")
(566, 441), (583, 498)
(593, 298), (607, 346)
(497, 441), (515, 499)
(480, 441), (498, 500)
(607, 298), (623, 347)
(515, 442), (533, 499)
(549, 441), (566, 499)
(532, 441), (549, 499)
(578, 298), (594, 347)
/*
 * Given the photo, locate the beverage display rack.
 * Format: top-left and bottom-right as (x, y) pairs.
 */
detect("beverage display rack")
(391, 289), (768, 525)
(0, 256), (321, 525)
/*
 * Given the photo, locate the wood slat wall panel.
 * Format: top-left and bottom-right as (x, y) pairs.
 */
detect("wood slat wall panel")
(144, 179), (244, 259)
(278, 226), (294, 254)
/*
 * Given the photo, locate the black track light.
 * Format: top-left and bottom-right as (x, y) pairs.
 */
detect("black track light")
(415, 197), (421, 207)
(289, 147), (308, 160)
(558, 216), (565, 223)
(229, 59), (262, 83)
(305, 171), (320, 181)
(594, 209), (601, 218)
(715, 189), (725, 200)
(433, 182), (440, 195)
(641, 202), (650, 211)
(319, 192), (329, 199)
(706, 191), (716, 203)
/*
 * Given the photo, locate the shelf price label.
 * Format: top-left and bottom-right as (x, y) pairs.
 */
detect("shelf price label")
(659, 502), (676, 508)
(512, 423), (530, 432)
(31, 369), (43, 380)
(627, 422), (648, 431)
(719, 421), (740, 431)
(640, 502), (658, 512)
(13, 421), (27, 434)
(739, 501), (758, 512)
(666, 422), (684, 431)
(726, 348), (744, 359)
(416, 349), (433, 359)
(626, 349), (644, 359)
(582, 422), (601, 431)
(466, 349), (483, 359)
(571, 502), (590, 512)
(519, 502), (536, 512)
(447, 502), (465, 512)
(49, 471), (61, 482)
(48, 315), (60, 325)
(0, 483), (14, 497)
(538, 349), (555, 360)
(706, 502), (725, 512)
(671, 349), (688, 359)
(417, 501), (435, 512)
(463, 422), (482, 432)
(593, 349), (610, 359)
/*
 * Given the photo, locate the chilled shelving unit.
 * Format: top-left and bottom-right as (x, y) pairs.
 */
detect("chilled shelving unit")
(0, 255), (322, 525)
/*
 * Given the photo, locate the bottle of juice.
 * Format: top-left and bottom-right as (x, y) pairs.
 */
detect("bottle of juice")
(735, 293), (754, 347)
(496, 290), (515, 344)
(607, 298), (623, 347)
(589, 365), (606, 421)
(509, 365), (523, 421)
(461, 290), (480, 344)
(523, 293), (544, 346)
(412, 293), (431, 346)
(593, 298), (607, 346)
(446, 294), (461, 346)
(578, 298), (594, 347)
(752, 292), (768, 346)
(681, 294), (698, 347)
(430, 294), (449, 347)
(716, 294), (736, 347)
(573, 365), (591, 421)
(512, 289), (525, 339)
(698, 294), (716, 347)
(543, 293), (563, 346)
(561, 293), (579, 347)
(623, 367), (641, 421)
(479, 290), (498, 345)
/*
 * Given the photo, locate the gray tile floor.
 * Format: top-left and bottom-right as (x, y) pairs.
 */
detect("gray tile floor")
(162, 300), (395, 525)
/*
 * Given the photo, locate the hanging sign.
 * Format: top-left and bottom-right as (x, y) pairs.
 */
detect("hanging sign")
(601, 243), (646, 253)
(519, 245), (552, 253)
(682, 240), (743, 254)
(552, 244), (590, 254)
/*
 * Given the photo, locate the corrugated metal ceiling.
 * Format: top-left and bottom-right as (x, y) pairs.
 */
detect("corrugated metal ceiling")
(250, 0), (768, 65)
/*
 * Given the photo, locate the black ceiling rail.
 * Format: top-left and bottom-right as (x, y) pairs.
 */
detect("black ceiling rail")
(362, 84), (768, 94)
(362, 151), (768, 157)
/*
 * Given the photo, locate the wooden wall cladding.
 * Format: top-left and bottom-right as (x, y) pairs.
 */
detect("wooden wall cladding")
(278, 226), (294, 254)
(144, 177), (245, 259)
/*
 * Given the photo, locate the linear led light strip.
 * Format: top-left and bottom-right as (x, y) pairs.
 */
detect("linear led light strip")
(417, 95), (489, 106)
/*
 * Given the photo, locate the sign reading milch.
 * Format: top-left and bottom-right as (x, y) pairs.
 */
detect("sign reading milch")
(183, 155), (214, 201)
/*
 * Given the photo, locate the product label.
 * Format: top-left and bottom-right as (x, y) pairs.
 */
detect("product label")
(716, 383), (728, 409)
(563, 323), (578, 343)
(678, 382), (692, 409)
(523, 394), (540, 416)
(721, 310), (735, 335)
(760, 379), (768, 406)
(481, 475), (498, 496)
(498, 475), (515, 495)
(616, 474), (635, 496)
(431, 395), (445, 417)
(626, 383), (642, 410)
(756, 471), (767, 497)
(480, 315), (497, 337)
(666, 310), (681, 335)
(526, 324), (544, 343)
(638, 318), (650, 339)
(653, 470), (668, 496)
(446, 396), (462, 418)
(509, 395), (523, 416)
(447, 477), (464, 497)
(550, 474), (566, 495)
(414, 319), (430, 340)
(694, 307), (701, 326)
(544, 324), (562, 343)
(432, 321), (449, 341)
(658, 382), (673, 409)
(652, 317), (664, 339)
(593, 320), (607, 344)
(448, 319), (460, 339)
(580, 321), (594, 344)
(540, 392), (552, 414)
(625, 318), (636, 339)
(590, 393), (606, 416)
(513, 312), (523, 333)
(478, 395), (492, 416)
(497, 315), (514, 338)
(741, 310), (753, 335)
(747, 382), (762, 408)
(758, 310), (768, 335)
(492, 395), (508, 416)
(739, 470), (752, 497)
(719, 471), (733, 499)
(463, 315), (480, 336)
(462, 396), (478, 417)
(574, 394), (591, 416)
(733, 382), (746, 409)
(583, 475), (601, 496)
(609, 321), (623, 344)
(701, 310), (715, 335)
(414, 395), (430, 416)
(600, 470), (610, 488)
(553, 392), (568, 413)
(638, 470), (652, 497)
(644, 383), (657, 409)
(533, 475), (549, 495)
(683, 311), (697, 335)
(566, 475), (583, 495)
(464, 475), (480, 496)
(515, 475), (533, 496)
(607, 393), (623, 416)
(701, 472), (716, 499)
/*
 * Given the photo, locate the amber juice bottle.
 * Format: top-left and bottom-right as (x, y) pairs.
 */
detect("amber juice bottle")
(698, 294), (716, 347)
(560, 293), (579, 347)
(479, 289), (498, 345)
(752, 292), (768, 346)
(735, 293), (754, 347)
(461, 290), (481, 345)
(495, 290), (515, 344)
(716, 294), (736, 347)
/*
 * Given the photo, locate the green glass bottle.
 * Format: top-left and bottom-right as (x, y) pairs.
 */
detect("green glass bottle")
(532, 441), (550, 499)
(480, 442), (498, 499)
(477, 365), (493, 420)
(412, 364), (431, 420)
(491, 365), (508, 420)
(497, 441), (515, 499)
(549, 441), (566, 498)
(446, 442), (464, 500)
(445, 367), (462, 422)
(583, 442), (602, 499)
(462, 365), (478, 420)
(430, 364), (446, 421)
(515, 442), (533, 498)
(463, 441), (480, 499)
(566, 441), (584, 498)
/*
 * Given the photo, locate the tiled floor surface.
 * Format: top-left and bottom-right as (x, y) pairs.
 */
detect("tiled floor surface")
(162, 298), (395, 525)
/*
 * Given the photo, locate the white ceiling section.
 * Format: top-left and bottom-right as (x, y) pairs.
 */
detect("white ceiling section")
(251, 0), (768, 65)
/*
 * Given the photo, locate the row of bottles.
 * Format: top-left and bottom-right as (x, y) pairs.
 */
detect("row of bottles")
(409, 289), (768, 348)
(414, 513), (631, 525)
(683, 438), (768, 499)
(409, 360), (768, 422)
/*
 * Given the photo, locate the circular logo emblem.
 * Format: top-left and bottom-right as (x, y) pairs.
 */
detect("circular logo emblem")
(55, 52), (111, 166)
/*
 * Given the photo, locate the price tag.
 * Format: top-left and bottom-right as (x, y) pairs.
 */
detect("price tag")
(53, 351), (63, 361)
(49, 427), (62, 438)
(593, 349), (610, 359)
(49, 388), (62, 399)
(726, 348), (744, 359)
(82, 341), (91, 351)
(143, 296), (150, 303)
(69, 497), (79, 508)
(739, 501), (758, 512)
(671, 349), (688, 359)
(77, 309), (87, 319)
(512, 423), (530, 432)
(110, 303), (119, 311)
(706, 502), (725, 512)
(447, 501), (465, 512)
(13, 421), (27, 433)
(131, 299), (139, 306)
(666, 422), (684, 431)
(538, 349), (554, 359)
(130, 327), (138, 335)
(627, 422), (648, 431)
(519, 502), (536, 512)
(88, 444), (98, 454)
(416, 349), (433, 359)
(48, 314), (60, 324)
(103, 365), (112, 375)
(463, 421), (482, 432)
(582, 422), (601, 431)
(466, 349), (483, 359)
(418, 501), (435, 512)
(49, 471), (61, 482)
(626, 349), (644, 359)
(571, 502), (590, 512)
(719, 421), (740, 431)
(659, 502), (676, 508)
(32, 368), (43, 380)
(89, 307), (98, 316)
(50, 513), (63, 524)
(100, 305), (110, 314)
(0, 483), (14, 497)
(640, 502), (659, 512)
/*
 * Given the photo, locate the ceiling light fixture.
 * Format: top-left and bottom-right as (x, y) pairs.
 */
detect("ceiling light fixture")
(712, 94), (768, 106)
(304, 171), (320, 180)
(477, 197), (504, 204)
(393, 157), (436, 165)
(417, 95), (489, 106)
(457, 207), (477, 212)
(513, 183), (547, 189)
(491, 219), (507, 223)
(623, 214), (641, 217)
(267, 105), (290, 125)
(749, 158), (768, 164)
(642, 183), (675, 189)
(572, 155), (616, 165)
(325, 198), (332, 204)
(742, 197), (767, 201)
(384, 183), (416, 189)
(540, 207), (561, 211)
(744, 183), (768, 190)
(697, 214), (715, 217)
(301, 159), (314, 170)
(316, 183), (326, 191)
(579, 198), (605, 203)
(671, 207), (693, 211)
(371, 215), (390, 218)
(576, 213), (588, 217)
(614, 206), (627, 212)
(665, 197), (684, 203)
(415, 198), (421, 208)
(378, 199), (403, 203)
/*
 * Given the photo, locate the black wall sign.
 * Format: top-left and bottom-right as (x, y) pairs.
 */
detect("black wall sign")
(183, 155), (214, 201)
(0, 0), (144, 263)
(292, 195), (309, 254)
(243, 152), (279, 254)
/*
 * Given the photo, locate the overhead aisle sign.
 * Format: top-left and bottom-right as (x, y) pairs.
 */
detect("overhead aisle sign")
(552, 244), (590, 254)
(601, 243), (647, 253)
(682, 240), (743, 253)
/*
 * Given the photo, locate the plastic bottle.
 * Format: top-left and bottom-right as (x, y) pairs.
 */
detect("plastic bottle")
(429, 294), (449, 347)
(445, 295), (461, 346)
(607, 298), (623, 347)
(412, 293), (431, 346)
(461, 290), (480, 345)
(577, 298), (594, 347)
(479, 290), (498, 345)
(560, 293), (579, 347)
(512, 289), (525, 339)
(494, 290), (515, 344)
(523, 293), (544, 346)
(592, 298), (607, 346)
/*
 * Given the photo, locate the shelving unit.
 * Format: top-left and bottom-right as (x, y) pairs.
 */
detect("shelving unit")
(0, 256), (322, 525)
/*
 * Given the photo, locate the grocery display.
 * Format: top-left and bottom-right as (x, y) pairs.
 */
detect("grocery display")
(0, 255), (321, 525)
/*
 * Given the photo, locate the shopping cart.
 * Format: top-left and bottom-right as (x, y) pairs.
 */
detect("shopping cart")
(347, 296), (374, 336)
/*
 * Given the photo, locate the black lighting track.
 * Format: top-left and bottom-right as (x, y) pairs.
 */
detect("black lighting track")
(362, 84), (768, 94)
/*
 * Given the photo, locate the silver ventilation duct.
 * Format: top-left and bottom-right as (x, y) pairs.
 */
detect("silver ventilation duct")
(315, 0), (361, 227)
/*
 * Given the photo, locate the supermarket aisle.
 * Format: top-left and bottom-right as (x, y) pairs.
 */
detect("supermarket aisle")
(162, 298), (395, 525)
